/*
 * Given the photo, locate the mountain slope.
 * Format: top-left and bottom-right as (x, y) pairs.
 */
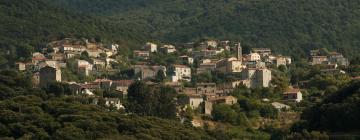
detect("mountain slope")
(0, 0), (149, 66)
(302, 80), (360, 131)
(0, 0), (359, 67)
(45, 0), (360, 58)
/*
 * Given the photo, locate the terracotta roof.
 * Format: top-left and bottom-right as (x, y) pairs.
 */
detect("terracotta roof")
(173, 64), (190, 68)
(79, 83), (99, 89)
(312, 56), (327, 58)
(207, 96), (236, 102)
(112, 80), (134, 86)
(196, 83), (216, 86)
(32, 57), (47, 61)
(352, 76), (360, 80)
(183, 93), (202, 98)
(329, 52), (341, 55)
(283, 88), (301, 94)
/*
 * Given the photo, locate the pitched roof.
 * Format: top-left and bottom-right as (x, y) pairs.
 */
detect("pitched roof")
(112, 80), (134, 86)
(173, 64), (190, 68)
(283, 88), (301, 94)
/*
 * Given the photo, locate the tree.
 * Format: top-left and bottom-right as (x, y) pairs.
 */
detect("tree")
(80, 51), (90, 61)
(212, 104), (238, 124)
(154, 86), (177, 118)
(126, 81), (177, 118)
(126, 81), (153, 116)
(155, 69), (166, 83)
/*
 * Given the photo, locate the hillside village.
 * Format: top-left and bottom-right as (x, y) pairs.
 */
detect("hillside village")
(14, 38), (351, 126)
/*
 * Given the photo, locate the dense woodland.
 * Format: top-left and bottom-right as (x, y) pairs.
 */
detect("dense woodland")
(1, 0), (360, 67)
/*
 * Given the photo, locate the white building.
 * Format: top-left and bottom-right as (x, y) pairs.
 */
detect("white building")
(108, 44), (119, 52)
(246, 53), (261, 61)
(104, 98), (124, 110)
(185, 94), (204, 109)
(161, 44), (176, 53)
(180, 55), (194, 65)
(215, 57), (244, 73)
(144, 42), (157, 52)
(205, 40), (218, 48)
(172, 65), (191, 82)
(283, 88), (303, 103)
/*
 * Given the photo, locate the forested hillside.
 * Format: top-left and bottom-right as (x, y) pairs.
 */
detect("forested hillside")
(48, 0), (360, 58)
(301, 80), (360, 132)
(1, 0), (360, 64)
(0, 70), (214, 139)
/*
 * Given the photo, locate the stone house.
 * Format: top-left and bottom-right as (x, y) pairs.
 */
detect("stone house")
(91, 59), (106, 70)
(77, 60), (93, 76)
(69, 83), (95, 96)
(144, 42), (157, 52)
(15, 62), (26, 71)
(133, 50), (150, 60)
(245, 61), (266, 68)
(112, 80), (134, 97)
(283, 88), (303, 102)
(197, 49), (224, 58)
(39, 66), (61, 87)
(108, 44), (119, 52)
(196, 83), (216, 95)
(133, 65), (166, 80)
(228, 80), (251, 89)
(310, 56), (328, 65)
(60, 45), (74, 52)
(207, 96), (238, 105)
(179, 55), (194, 65)
(274, 56), (287, 67)
(241, 68), (272, 88)
(178, 94), (204, 109)
(215, 57), (243, 73)
(171, 65), (191, 82)
(328, 52), (349, 66)
(251, 48), (271, 56)
(104, 98), (124, 110)
(160, 44), (176, 53)
(205, 40), (218, 48)
(86, 49), (101, 58)
(49, 53), (65, 61)
(246, 53), (261, 61)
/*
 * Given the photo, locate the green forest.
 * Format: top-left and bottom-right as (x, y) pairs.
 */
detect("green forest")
(1, 0), (360, 67)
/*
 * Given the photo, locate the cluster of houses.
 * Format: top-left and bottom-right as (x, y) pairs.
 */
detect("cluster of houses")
(120, 40), (301, 114)
(15, 38), (313, 114)
(309, 49), (349, 74)
(16, 38), (119, 86)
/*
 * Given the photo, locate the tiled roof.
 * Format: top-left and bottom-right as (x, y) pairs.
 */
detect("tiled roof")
(283, 88), (301, 94)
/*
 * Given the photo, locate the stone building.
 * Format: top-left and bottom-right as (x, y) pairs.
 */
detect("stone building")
(251, 48), (271, 56)
(283, 88), (303, 103)
(133, 65), (166, 80)
(215, 57), (243, 73)
(196, 83), (216, 95)
(144, 42), (157, 52)
(39, 66), (61, 87)
(310, 56), (328, 65)
(171, 65), (191, 82)
(241, 68), (272, 88)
